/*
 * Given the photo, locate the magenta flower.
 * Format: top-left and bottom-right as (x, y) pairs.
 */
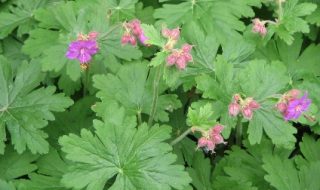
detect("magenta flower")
(284, 93), (311, 120)
(66, 40), (99, 64)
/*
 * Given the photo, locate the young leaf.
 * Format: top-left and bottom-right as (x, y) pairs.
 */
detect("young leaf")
(150, 51), (167, 67)
(141, 24), (165, 47)
(187, 103), (217, 130)
(59, 105), (191, 190)
(0, 57), (73, 154)
(273, 0), (317, 44)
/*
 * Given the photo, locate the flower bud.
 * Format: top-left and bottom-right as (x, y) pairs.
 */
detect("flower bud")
(276, 102), (287, 113)
(162, 28), (171, 38)
(287, 89), (301, 99)
(166, 54), (176, 65)
(129, 36), (137, 46)
(242, 106), (253, 120)
(206, 140), (215, 151)
(233, 94), (241, 102)
(182, 44), (192, 53)
(197, 137), (208, 148)
(228, 102), (240, 116)
(176, 57), (187, 69)
(252, 18), (267, 36)
(170, 28), (180, 40)
(121, 34), (131, 45)
(248, 99), (260, 110)
(212, 124), (224, 134)
(88, 31), (99, 40)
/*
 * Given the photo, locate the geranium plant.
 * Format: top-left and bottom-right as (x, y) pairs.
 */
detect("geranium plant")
(0, 0), (319, 189)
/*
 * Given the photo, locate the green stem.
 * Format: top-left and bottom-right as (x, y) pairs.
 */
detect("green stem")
(277, 0), (284, 21)
(236, 117), (243, 146)
(147, 66), (163, 126)
(83, 69), (89, 97)
(170, 128), (193, 146)
(137, 110), (142, 126)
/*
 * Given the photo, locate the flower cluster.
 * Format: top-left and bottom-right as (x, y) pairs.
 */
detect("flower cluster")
(228, 94), (260, 120)
(166, 44), (193, 70)
(162, 27), (193, 70)
(121, 19), (148, 46)
(196, 125), (226, 152)
(66, 31), (99, 69)
(276, 89), (312, 121)
(252, 18), (267, 36)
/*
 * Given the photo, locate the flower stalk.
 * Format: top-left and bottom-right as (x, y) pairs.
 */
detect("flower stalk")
(148, 65), (163, 126)
(170, 128), (193, 146)
(236, 117), (243, 146)
(83, 68), (90, 97)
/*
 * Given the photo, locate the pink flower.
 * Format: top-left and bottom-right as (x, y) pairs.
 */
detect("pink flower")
(197, 137), (208, 148)
(197, 124), (225, 152)
(287, 89), (301, 100)
(88, 32), (99, 40)
(228, 94), (260, 120)
(121, 33), (136, 46)
(252, 18), (267, 36)
(121, 19), (148, 46)
(162, 28), (180, 40)
(248, 99), (260, 109)
(229, 103), (240, 116)
(276, 102), (287, 113)
(242, 106), (253, 120)
(166, 43), (193, 70)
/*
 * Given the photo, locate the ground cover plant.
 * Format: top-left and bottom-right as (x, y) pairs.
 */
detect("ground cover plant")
(0, 0), (319, 189)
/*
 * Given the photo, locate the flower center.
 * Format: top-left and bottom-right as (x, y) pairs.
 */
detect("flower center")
(295, 105), (302, 112)
(80, 48), (86, 55)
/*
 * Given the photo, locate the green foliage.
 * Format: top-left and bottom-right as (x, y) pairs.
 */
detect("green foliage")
(0, 146), (38, 181)
(59, 104), (191, 190)
(17, 149), (68, 190)
(155, 0), (261, 44)
(213, 136), (320, 190)
(0, 0), (52, 39)
(272, 0), (317, 44)
(0, 56), (73, 154)
(93, 62), (181, 123)
(187, 103), (217, 130)
(0, 0), (319, 189)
